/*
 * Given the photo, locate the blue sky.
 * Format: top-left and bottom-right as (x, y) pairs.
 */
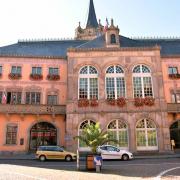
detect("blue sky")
(0, 0), (179, 46)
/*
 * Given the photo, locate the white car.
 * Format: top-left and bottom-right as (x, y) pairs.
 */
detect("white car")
(97, 145), (133, 160)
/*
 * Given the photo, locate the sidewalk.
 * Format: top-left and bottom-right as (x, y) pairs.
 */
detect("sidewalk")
(0, 152), (179, 160)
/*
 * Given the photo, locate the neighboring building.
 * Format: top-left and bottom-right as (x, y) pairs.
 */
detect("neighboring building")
(0, 0), (179, 154)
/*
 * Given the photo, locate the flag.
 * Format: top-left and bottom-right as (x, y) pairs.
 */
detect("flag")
(104, 18), (109, 32)
(2, 92), (6, 104)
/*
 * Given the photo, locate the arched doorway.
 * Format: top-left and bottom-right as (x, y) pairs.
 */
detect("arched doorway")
(136, 119), (158, 151)
(29, 122), (57, 151)
(170, 120), (180, 149)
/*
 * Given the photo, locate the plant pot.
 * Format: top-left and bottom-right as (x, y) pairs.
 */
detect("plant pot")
(86, 154), (102, 171)
(86, 154), (95, 170)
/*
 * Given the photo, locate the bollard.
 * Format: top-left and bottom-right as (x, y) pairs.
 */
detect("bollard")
(77, 149), (79, 170)
(96, 165), (101, 172)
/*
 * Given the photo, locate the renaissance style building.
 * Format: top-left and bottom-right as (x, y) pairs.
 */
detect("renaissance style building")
(0, 0), (179, 154)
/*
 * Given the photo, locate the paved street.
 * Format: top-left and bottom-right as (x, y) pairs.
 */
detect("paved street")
(0, 158), (179, 179)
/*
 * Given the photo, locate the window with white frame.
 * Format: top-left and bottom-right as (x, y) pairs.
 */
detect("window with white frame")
(6, 124), (18, 145)
(79, 66), (98, 99)
(168, 67), (178, 75)
(49, 68), (59, 75)
(133, 65), (153, 98)
(136, 119), (158, 150)
(11, 66), (21, 74)
(108, 120), (128, 148)
(106, 65), (125, 99)
(32, 67), (42, 75)
(78, 120), (95, 148)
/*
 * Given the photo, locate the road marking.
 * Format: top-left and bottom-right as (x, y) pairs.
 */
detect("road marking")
(155, 167), (180, 179)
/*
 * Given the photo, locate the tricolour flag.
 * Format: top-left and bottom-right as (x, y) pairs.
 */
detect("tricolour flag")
(104, 18), (109, 32)
(2, 92), (7, 104)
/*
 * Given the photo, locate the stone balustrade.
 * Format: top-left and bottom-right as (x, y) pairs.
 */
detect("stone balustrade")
(0, 104), (66, 115)
(167, 103), (180, 113)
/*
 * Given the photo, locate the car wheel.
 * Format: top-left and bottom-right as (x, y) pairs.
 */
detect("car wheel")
(122, 154), (129, 161)
(65, 155), (72, 162)
(39, 155), (46, 162)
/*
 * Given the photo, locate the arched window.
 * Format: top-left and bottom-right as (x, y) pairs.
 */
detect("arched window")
(110, 34), (116, 44)
(133, 65), (153, 98)
(79, 66), (98, 99)
(136, 119), (158, 150)
(106, 65), (125, 99)
(78, 120), (96, 148)
(108, 120), (129, 149)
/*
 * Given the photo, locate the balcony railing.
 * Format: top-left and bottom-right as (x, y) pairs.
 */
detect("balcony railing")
(0, 104), (66, 115)
(167, 103), (180, 113)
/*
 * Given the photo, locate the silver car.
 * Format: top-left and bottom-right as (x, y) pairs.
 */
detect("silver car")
(97, 145), (133, 160)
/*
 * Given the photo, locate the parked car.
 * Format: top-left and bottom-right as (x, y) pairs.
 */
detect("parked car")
(36, 146), (77, 162)
(97, 145), (133, 160)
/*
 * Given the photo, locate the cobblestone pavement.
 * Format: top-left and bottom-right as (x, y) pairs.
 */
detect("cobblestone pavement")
(0, 158), (179, 180)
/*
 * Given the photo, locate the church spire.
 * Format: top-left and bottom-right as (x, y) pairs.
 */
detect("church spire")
(86, 0), (98, 28)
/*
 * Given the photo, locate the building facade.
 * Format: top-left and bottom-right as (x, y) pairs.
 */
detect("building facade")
(0, 0), (179, 154)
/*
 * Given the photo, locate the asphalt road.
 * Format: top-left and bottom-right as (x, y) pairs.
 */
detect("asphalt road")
(0, 158), (179, 179)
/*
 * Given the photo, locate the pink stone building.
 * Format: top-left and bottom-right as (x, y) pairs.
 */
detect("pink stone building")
(0, 0), (179, 154)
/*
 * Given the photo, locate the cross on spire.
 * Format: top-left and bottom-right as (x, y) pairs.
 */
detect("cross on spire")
(86, 0), (98, 28)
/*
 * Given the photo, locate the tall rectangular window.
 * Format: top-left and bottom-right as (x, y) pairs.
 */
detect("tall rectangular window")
(106, 78), (115, 99)
(79, 78), (88, 99)
(6, 125), (18, 145)
(47, 95), (58, 105)
(89, 78), (98, 99)
(26, 92), (41, 104)
(49, 68), (59, 75)
(6, 92), (22, 104)
(0, 66), (2, 74)
(0, 92), (2, 103)
(11, 66), (21, 74)
(32, 67), (42, 75)
(133, 77), (143, 97)
(172, 93), (180, 103)
(168, 67), (178, 75)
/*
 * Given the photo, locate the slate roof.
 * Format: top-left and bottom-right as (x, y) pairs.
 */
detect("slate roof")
(0, 35), (180, 58)
(0, 40), (88, 58)
(77, 35), (180, 56)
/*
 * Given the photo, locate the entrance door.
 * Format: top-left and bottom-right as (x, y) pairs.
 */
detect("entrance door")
(29, 122), (57, 151)
(170, 121), (180, 149)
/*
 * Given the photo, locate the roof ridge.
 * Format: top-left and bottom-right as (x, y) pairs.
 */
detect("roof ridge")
(18, 37), (76, 43)
(131, 36), (180, 40)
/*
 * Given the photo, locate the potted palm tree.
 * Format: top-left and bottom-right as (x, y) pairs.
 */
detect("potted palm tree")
(74, 122), (117, 171)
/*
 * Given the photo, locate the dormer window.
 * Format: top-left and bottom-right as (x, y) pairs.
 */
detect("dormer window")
(110, 34), (116, 44)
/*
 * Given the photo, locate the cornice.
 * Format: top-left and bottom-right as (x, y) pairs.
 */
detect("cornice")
(0, 54), (67, 60)
(68, 46), (161, 53)
(161, 55), (180, 59)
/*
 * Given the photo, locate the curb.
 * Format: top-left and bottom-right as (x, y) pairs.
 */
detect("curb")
(0, 155), (179, 160)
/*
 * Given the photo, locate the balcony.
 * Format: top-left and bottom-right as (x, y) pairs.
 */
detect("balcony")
(167, 103), (180, 113)
(0, 104), (66, 115)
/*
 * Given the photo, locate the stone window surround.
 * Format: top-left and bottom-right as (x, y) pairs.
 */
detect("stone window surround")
(105, 65), (126, 99)
(132, 64), (154, 98)
(46, 89), (59, 105)
(5, 123), (18, 146)
(78, 65), (99, 100)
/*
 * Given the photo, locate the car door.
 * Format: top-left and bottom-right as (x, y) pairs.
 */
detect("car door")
(106, 146), (121, 159)
(56, 147), (65, 159)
